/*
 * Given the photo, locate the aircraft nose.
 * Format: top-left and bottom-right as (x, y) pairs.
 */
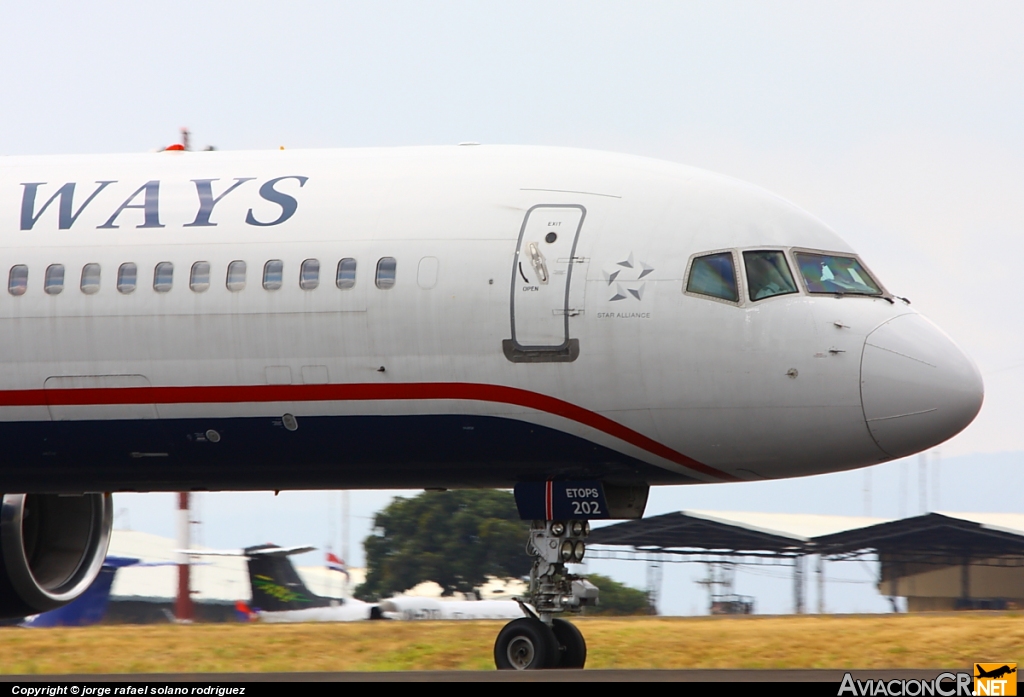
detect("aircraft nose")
(860, 313), (983, 459)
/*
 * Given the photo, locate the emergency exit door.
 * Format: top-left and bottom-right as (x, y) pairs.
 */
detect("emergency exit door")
(504, 204), (585, 362)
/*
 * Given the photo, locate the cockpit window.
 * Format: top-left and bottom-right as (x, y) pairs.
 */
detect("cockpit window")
(743, 250), (798, 301)
(794, 252), (882, 296)
(686, 252), (738, 302)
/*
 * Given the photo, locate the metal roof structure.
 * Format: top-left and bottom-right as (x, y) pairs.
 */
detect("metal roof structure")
(588, 510), (1024, 559)
(587, 510), (888, 559)
(813, 512), (1024, 565)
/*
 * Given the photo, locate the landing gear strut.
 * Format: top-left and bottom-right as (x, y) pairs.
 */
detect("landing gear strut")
(494, 520), (596, 670)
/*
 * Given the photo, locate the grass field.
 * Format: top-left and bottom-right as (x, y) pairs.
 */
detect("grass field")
(1, 614), (1021, 674)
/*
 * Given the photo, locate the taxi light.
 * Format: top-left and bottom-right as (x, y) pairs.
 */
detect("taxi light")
(551, 522), (566, 536)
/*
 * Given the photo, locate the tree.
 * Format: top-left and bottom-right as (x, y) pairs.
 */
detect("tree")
(582, 574), (653, 616)
(355, 490), (531, 601)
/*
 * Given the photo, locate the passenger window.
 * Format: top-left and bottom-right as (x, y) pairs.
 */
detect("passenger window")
(263, 260), (283, 290)
(300, 259), (320, 290)
(44, 264), (65, 295)
(686, 252), (738, 302)
(375, 257), (397, 289)
(226, 261), (246, 292)
(743, 251), (798, 301)
(794, 252), (883, 296)
(8, 265), (28, 296)
(153, 262), (174, 293)
(80, 263), (101, 294)
(117, 263), (137, 294)
(336, 258), (357, 289)
(190, 261), (211, 293)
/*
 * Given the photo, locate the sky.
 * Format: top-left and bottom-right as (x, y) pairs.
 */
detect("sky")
(2, 1), (1022, 614)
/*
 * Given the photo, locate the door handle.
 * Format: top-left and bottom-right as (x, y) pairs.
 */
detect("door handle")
(527, 242), (549, 284)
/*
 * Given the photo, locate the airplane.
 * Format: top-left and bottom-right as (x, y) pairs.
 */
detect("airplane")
(976, 665), (1017, 680)
(0, 143), (983, 669)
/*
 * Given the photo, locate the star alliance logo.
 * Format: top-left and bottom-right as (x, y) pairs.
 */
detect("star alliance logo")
(603, 252), (654, 301)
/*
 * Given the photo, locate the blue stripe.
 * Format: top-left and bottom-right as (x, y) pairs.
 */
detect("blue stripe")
(0, 414), (698, 492)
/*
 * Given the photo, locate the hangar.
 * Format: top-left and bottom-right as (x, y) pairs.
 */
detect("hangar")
(814, 512), (1024, 611)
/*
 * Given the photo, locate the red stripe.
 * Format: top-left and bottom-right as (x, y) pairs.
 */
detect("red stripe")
(546, 481), (553, 520)
(4, 382), (735, 481)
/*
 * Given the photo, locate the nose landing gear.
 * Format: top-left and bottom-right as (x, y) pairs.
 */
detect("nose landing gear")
(494, 520), (596, 670)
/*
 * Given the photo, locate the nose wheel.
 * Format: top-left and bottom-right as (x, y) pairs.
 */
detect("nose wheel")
(493, 617), (587, 670)
(494, 618), (560, 670)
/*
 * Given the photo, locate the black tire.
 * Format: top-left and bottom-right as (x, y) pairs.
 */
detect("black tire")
(494, 618), (560, 670)
(551, 618), (587, 668)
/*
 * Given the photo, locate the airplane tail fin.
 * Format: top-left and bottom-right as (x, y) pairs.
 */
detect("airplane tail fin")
(184, 543), (331, 613)
(244, 544), (330, 612)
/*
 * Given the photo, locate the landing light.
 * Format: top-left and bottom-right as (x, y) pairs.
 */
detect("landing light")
(571, 521), (585, 537)
(573, 541), (585, 563)
(551, 522), (565, 537)
(560, 540), (574, 562)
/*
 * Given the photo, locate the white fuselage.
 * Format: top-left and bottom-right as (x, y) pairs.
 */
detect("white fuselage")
(378, 596), (525, 621)
(0, 145), (983, 492)
(256, 599), (376, 623)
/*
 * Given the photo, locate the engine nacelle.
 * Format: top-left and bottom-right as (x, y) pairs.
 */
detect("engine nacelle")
(0, 493), (112, 618)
